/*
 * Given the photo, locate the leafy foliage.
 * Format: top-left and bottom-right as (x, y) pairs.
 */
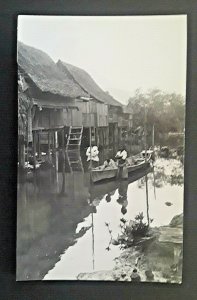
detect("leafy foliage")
(130, 212), (150, 238)
(127, 89), (185, 146)
(105, 212), (153, 251)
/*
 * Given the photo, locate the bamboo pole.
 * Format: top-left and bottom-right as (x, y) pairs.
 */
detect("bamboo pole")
(153, 167), (156, 200)
(91, 212), (95, 270)
(61, 128), (66, 195)
(152, 124), (156, 200)
(152, 124), (155, 152)
(26, 108), (29, 169)
(89, 100), (92, 170)
(144, 105), (147, 162)
(145, 174), (150, 226)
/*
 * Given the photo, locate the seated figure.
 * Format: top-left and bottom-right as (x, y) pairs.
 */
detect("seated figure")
(102, 158), (117, 170)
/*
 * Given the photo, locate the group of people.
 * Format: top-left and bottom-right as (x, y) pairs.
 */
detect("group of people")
(86, 145), (128, 179)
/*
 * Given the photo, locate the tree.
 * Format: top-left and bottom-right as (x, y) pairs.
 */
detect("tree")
(127, 89), (185, 146)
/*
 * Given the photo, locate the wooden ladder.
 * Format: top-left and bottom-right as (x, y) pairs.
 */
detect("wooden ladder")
(66, 126), (83, 151)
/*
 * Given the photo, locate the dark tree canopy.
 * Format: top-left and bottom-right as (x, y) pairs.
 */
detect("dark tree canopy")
(127, 88), (185, 146)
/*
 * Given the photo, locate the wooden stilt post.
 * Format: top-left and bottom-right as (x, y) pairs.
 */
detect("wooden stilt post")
(106, 126), (109, 146)
(21, 136), (25, 168)
(118, 127), (121, 145)
(18, 137), (21, 167)
(62, 128), (65, 150)
(55, 150), (59, 193)
(19, 135), (25, 168)
(61, 127), (65, 194)
(33, 131), (36, 169)
(95, 128), (98, 146)
(48, 131), (51, 162)
(115, 123), (118, 145)
(89, 126), (92, 169)
(38, 131), (41, 159)
(97, 128), (100, 147)
(51, 130), (55, 154)
(55, 131), (58, 149)
(102, 128), (104, 147)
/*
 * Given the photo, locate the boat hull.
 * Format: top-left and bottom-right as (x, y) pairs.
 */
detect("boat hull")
(91, 168), (118, 183)
(91, 160), (150, 183)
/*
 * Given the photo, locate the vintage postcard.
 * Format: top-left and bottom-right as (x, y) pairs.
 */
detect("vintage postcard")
(17, 15), (186, 282)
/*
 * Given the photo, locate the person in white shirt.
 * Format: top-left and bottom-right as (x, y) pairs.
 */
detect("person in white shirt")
(115, 149), (127, 161)
(86, 145), (99, 168)
(115, 146), (128, 179)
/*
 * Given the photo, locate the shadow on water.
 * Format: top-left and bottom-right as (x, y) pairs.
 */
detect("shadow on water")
(17, 148), (183, 280)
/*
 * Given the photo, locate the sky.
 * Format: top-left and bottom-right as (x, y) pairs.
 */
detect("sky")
(18, 15), (187, 104)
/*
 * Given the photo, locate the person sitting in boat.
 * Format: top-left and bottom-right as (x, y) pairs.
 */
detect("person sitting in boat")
(86, 145), (99, 168)
(115, 146), (128, 179)
(103, 158), (117, 169)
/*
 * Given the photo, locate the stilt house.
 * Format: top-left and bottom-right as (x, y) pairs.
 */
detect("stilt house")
(57, 61), (132, 147)
(18, 42), (133, 167)
(17, 42), (88, 166)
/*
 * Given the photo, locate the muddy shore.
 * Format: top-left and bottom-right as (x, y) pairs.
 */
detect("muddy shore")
(77, 213), (183, 283)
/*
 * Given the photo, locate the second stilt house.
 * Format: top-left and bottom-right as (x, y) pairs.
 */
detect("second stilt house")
(57, 60), (130, 148)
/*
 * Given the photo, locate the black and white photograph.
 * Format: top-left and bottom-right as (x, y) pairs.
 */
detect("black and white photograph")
(17, 15), (186, 283)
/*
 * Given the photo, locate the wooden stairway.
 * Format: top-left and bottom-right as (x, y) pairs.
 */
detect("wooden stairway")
(66, 126), (83, 151)
(65, 151), (84, 173)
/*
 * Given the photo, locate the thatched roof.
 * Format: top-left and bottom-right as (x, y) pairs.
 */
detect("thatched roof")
(17, 42), (87, 99)
(57, 60), (122, 107)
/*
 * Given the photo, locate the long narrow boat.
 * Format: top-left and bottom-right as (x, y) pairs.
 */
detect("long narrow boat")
(90, 166), (152, 198)
(91, 152), (152, 183)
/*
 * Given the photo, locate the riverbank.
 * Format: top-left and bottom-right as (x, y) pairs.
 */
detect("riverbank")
(77, 213), (183, 283)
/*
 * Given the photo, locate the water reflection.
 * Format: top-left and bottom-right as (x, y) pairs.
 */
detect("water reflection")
(117, 180), (129, 215)
(137, 158), (184, 189)
(17, 149), (183, 281)
(145, 174), (150, 226)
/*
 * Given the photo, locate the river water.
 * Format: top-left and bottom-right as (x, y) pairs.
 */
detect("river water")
(17, 151), (184, 281)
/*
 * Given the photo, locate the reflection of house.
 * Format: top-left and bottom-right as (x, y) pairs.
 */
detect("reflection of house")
(17, 171), (93, 280)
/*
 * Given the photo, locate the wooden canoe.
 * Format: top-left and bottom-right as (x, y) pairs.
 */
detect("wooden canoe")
(91, 158), (151, 183)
